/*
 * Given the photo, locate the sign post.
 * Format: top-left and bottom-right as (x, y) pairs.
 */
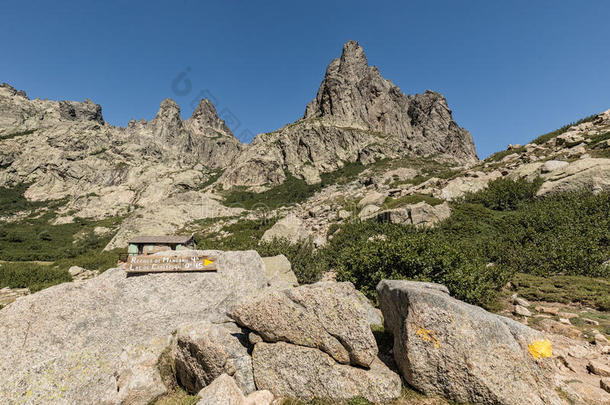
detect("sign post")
(126, 254), (217, 274)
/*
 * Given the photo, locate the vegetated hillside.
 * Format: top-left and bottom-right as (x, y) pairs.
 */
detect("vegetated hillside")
(1, 108), (610, 315)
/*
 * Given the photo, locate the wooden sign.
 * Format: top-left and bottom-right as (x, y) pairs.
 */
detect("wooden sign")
(126, 254), (217, 274)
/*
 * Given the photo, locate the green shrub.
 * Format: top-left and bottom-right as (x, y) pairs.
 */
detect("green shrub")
(463, 177), (543, 211)
(0, 262), (72, 292)
(532, 114), (597, 145)
(224, 174), (320, 210)
(258, 239), (326, 284)
(329, 223), (508, 307)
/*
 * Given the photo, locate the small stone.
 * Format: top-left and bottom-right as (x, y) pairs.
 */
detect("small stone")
(512, 296), (530, 308)
(68, 266), (86, 277)
(595, 333), (609, 345)
(558, 312), (578, 319)
(535, 306), (558, 315)
(337, 209), (351, 220)
(587, 360), (610, 377)
(559, 318), (572, 325)
(583, 318), (599, 326)
(249, 332), (263, 345)
(197, 374), (244, 405)
(601, 346), (610, 355)
(601, 378), (610, 394)
(243, 390), (274, 405)
(513, 304), (532, 317)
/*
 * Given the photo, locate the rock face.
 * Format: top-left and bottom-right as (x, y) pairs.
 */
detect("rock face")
(229, 281), (377, 367)
(0, 83), (243, 248)
(0, 250), (268, 404)
(219, 40), (477, 188)
(252, 342), (401, 404)
(377, 280), (561, 405)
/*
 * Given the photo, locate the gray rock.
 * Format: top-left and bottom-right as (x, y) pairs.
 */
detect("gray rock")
(171, 321), (255, 394)
(377, 279), (561, 405)
(219, 40), (478, 188)
(196, 374), (244, 405)
(357, 191), (386, 208)
(261, 255), (298, 289)
(588, 360), (610, 377)
(514, 304), (532, 317)
(252, 342), (401, 403)
(243, 390), (274, 405)
(358, 204), (380, 218)
(537, 158), (610, 196)
(230, 281), (377, 367)
(541, 160), (568, 173)
(370, 201), (450, 227)
(0, 250), (268, 404)
(114, 335), (172, 405)
(260, 216), (310, 244)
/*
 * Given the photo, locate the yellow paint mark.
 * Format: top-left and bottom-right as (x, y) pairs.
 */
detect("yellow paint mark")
(416, 327), (441, 349)
(529, 339), (552, 359)
(204, 258), (215, 266)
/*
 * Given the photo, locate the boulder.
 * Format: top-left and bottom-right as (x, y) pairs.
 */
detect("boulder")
(252, 342), (401, 403)
(196, 374), (244, 405)
(229, 282), (377, 367)
(357, 190), (386, 208)
(439, 171), (502, 200)
(260, 216), (310, 244)
(261, 255), (298, 289)
(372, 201), (450, 227)
(171, 321), (255, 394)
(243, 390), (274, 405)
(0, 250), (268, 404)
(377, 279), (561, 405)
(358, 204), (380, 218)
(537, 158), (610, 196)
(541, 160), (568, 173)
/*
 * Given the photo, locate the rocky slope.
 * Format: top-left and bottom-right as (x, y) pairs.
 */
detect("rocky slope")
(0, 40), (479, 248)
(219, 40), (477, 187)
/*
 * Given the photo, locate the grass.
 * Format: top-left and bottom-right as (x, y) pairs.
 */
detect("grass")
(383, 194), (444, 210)
(531, 114), (598, 145)
(0, 129), (36, 140)
(224, 173), (320, 210)
(510, 273), (610, 311)
(0, 262), (72, 292)
(0, 184), (126, 291)
(486, 147), (525, 162)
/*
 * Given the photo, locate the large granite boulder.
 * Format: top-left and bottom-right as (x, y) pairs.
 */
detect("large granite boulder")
(261, 255), (298, 289)
(252, 342), (401, 403)
(260, 215), (310, 244)
(229, 281), (377, 367)
(537, 158), (610, 196)
(196, 374), (244, 405)
(171, 321), (255, 395)
(377, 280), (561, 405)
(0, 250), (268, 404)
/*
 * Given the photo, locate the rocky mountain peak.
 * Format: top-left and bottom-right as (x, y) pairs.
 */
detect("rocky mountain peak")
(152, 98), (183, 140)
(337, 40), (369, 77)
(58, 99), (104, 124)
(185, 98), (233, 138)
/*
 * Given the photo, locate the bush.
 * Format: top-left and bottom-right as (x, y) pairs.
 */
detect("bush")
(463, 177), (543, 211)
(329, 223), (509, 307)
(0, 262), (72, 292)
(258, 239), (326, 284)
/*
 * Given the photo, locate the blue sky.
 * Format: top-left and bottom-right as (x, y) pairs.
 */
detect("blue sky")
(3, 1), (609, 157)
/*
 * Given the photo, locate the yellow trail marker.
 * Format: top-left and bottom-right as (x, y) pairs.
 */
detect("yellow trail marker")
(528, 339), (552, 359)
(204, 258), (215, 267)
